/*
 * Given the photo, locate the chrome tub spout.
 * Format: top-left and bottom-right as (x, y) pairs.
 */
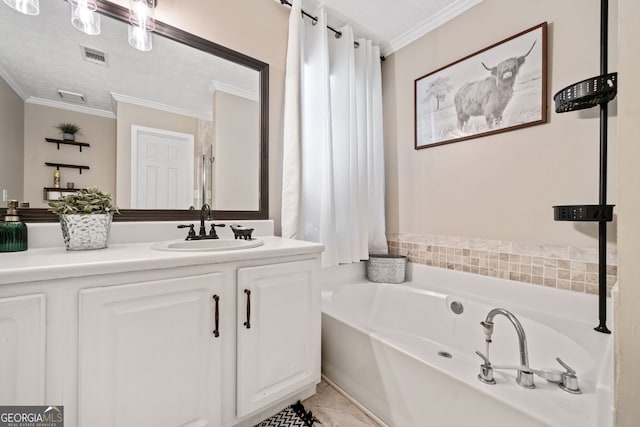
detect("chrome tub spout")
(481, 308), (535, 388)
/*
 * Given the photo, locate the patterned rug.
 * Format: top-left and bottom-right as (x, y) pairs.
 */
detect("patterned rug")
(254, 401), (319, 427)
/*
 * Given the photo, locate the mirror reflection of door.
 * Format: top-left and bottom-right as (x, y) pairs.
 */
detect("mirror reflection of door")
(131, 126), (194, 209)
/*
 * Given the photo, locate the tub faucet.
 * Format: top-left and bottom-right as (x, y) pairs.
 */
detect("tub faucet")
(480, 308), (535, 389)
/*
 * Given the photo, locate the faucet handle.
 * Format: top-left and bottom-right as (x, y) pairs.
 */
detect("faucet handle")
(177, 224), (196, 239)
(475, 350), (491, 365)
(475, 351), (496, 385)
(208, 223), (226, 239)
(556, 357), (581, 394)
(556, 357), (575, 375)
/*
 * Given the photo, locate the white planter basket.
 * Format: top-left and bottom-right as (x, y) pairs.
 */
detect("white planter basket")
(60, 213), (113, 250)
(367, 254), (407, 284)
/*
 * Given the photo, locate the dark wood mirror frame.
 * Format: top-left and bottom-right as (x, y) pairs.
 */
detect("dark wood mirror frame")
(1, 0), (269, 223)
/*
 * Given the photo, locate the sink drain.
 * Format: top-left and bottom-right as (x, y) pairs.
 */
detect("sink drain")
(438, 351), (452, 359)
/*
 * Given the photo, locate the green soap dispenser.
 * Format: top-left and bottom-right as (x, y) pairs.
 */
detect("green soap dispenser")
(0, 200), (28, 252)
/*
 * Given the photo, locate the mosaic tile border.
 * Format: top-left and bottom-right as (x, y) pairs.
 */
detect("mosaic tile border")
(387, 233), (617, 296)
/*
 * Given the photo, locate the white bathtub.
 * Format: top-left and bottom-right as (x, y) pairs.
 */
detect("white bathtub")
(321, 262), (613, 427)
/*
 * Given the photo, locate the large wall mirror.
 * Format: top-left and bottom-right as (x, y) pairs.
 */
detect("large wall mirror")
(0, 0), (268, 222)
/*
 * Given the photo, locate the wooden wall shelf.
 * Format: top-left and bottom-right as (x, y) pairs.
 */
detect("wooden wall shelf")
(44, 162), (90, 174)
(43, 187), (79, 201)
(45, 138), (90, 152)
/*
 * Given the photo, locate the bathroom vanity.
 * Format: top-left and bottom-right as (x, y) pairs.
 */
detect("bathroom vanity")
(0, 236), (323, 427)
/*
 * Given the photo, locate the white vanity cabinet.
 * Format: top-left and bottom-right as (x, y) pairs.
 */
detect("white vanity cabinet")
(0, 237), (323, 427)
(77, 273), (224, 427)
(236, 260), (320, 418)
(0, 293), (46, 405)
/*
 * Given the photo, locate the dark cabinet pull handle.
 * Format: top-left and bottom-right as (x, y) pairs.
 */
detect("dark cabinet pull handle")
(213, 295), (220, 337)
(243, 289), (251, 329)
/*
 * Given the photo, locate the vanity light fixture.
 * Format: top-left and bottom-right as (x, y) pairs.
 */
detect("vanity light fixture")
(4, 0), (159, 50)
(68, 0), (100, 35)
(3, 0), (39, 15)
(128, 0), (156, 51)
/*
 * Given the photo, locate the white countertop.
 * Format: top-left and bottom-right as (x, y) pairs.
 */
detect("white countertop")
(0, 236), (323, 285)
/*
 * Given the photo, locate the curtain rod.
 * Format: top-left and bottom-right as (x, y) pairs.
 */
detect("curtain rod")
(278, 0), (354, 45)
(279, 0), (386, 60)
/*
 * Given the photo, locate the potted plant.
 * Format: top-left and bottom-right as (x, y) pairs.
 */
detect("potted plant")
(56, 122), (81, 141)
(48, 187), (119, 250)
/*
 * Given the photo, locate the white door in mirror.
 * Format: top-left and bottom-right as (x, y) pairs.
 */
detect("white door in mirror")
(151, 239), (264, 252)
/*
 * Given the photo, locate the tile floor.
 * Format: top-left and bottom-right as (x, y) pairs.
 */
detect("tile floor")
(302, 379), (383, 427)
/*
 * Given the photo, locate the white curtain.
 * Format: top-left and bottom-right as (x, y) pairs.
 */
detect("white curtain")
(281, 0), (388, 267)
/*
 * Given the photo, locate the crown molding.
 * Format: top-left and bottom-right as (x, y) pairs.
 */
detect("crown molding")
(209, 80), (259, 102)
(382, 0), (483, 57)
(110, 92), (211, 121)
(25, 97), (116, 119)
(0, 66), (28, 101)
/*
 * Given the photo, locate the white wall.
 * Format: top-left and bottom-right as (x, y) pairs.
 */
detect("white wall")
(382, 0), (618, 250)
(0, 77), (24, 204)
(213, 91), (260, 211)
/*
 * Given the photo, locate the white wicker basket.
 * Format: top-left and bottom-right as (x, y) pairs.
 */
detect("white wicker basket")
(367, 254), (407, 284)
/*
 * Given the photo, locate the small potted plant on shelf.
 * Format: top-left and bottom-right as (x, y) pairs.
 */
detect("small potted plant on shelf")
(56, 122), (81, 142)
(48, 187), (119, 251)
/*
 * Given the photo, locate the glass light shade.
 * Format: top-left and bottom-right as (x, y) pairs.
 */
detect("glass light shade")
(71, 3), (100, 35)
(128, 25), (152, 51)
(3, 0), (39, 15)
(129, 0), (155, 31)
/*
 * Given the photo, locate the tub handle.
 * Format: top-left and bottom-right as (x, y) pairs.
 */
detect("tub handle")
(475, 350), (491, 365)
(212, 295), (220, 337)
(475, 351), (496, 385)
(556, 357), (581, 394)
(243, 289), (251, 329)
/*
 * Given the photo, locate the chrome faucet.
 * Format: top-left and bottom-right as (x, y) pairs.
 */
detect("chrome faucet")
(475, 308), (582, 394)
(480, 308), (535, 388)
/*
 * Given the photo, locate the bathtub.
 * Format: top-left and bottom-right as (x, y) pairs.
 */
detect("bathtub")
(321, 262), (613, 427)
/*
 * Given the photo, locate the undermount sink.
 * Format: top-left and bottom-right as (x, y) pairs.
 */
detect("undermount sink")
(151, 238), (264, 252)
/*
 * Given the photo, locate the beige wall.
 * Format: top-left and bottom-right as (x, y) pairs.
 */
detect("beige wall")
(213, 91), (260, 211)
(23, 104), (116, 208)
(115, 101), (199, 208)
(109, 0), (290, 229)
(382, 0), (618, 249)
(615, 0), (640, 424)
(0, 77), (24, 204)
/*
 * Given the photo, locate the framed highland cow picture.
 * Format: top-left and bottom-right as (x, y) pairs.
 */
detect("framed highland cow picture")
(414, 22), (547, 149)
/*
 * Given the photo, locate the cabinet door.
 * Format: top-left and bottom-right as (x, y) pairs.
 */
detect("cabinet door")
(0, 294), (46, 404)
(237, 259), (320, 417)
(78, 273), (223, 427)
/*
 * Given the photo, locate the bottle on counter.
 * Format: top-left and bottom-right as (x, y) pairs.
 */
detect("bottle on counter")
(0, 200), (28, 252)
(53, 169), (61, 188)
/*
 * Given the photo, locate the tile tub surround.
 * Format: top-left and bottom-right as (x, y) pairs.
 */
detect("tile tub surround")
(387, 233), (617, 296)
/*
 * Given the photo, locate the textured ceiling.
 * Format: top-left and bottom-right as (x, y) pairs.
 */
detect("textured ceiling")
(297, 0), (482, 56)
(0, 0), (258, 118)
(0, 0), (483, 117)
